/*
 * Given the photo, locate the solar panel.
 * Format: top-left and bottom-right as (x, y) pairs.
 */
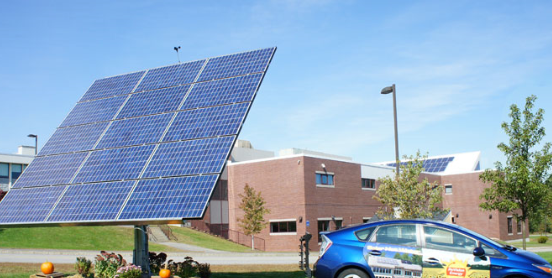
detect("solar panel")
(0, 47), (276, 226)
(117, 85), (191, 119)
(182, 74), (263, 109)
(119, 175), (218, 220)
(96, 113), (173, 149)
(163, 103), (249, 142)
(387, 156), (454, 173)
(79, 71), (145, 102)
(12, 152), (89, 188)
(135, 60), (205, 92)
(39, 122), (109, 156)
(60, 95), (127, 127)
(73, 145), (156, 184)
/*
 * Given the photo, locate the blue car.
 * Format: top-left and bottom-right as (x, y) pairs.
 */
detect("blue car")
(314, 219), (552, 278)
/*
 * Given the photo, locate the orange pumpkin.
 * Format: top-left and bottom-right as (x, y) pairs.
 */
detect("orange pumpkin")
(159, 268), (171, 278)
(41, 261), (54, 274)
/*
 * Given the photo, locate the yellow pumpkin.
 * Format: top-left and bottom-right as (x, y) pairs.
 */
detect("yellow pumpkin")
(159, 268), (171, 278)
(41, 261), (54, 274)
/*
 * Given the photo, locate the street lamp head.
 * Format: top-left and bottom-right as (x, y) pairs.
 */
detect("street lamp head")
(27, 134), (37, 138)
(381, 85), (394, 95)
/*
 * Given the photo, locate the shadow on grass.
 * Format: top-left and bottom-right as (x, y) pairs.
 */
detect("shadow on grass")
(212, 271), (305, 278)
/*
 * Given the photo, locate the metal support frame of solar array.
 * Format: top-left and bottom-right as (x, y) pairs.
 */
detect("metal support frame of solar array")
(0, 47), (276, 227)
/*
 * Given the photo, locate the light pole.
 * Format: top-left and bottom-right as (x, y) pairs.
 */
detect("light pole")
(27, 134), (38, 155)
(381, 84), (399, 175)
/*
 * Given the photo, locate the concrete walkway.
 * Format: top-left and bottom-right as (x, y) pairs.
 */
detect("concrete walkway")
(0, 248), (317, 265)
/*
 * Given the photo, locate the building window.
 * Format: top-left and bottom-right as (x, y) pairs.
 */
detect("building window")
(318, 220), (331, 242)
(507, 217), (513, 234)
(363, 217), (371, 223)
(517, 219), (522, 235)
(316, 173), (334, 186)
(11, 164), (23, 184)
(362, 178), (376, 190)
(270, 220), (297, 234)
(0, 163), (9, 185)
(335, 219), (343, 230)
(445, 184), (452, 194)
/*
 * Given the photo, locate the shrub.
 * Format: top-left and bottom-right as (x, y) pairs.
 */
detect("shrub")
(538, 236), (548, 244)
(75, 257), (92, 277)
(149, 251), (168, 275)
(94, 251), (128, 278)
(114, 265), (142, 278)
(168, 256), (198, 278)
(197, 263), (211, 278)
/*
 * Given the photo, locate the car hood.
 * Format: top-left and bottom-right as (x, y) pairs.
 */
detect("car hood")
(509, 248), (549, 265)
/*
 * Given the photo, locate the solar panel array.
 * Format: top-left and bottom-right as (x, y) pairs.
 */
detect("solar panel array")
(0, 47), (276, 226)
(387, 157), (454, 173)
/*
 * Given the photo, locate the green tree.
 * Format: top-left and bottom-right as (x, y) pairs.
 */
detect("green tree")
(238, 184), (270, 250)
(479, 95), (552, 250)
(374, 151), (447, 219)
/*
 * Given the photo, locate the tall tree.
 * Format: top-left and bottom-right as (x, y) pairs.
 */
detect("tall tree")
(479, 95), (552, 250)
(374, 151), (446, 219)
(238, 184), (270, 250)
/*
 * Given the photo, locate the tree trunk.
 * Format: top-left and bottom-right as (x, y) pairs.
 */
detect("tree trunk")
(522, 220), (527, 250)
(251, 235), (255, 250)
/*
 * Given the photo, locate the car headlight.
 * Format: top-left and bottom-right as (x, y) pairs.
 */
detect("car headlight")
(533, 264), (552, 274)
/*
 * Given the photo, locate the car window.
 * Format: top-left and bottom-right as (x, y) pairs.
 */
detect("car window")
(423, 226), (477, 254)
(372, 224), (418, 246)
(481, 243), (503, 257)
(355, 227), (376, 241)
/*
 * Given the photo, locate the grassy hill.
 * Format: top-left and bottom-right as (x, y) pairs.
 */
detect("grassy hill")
(0, 225), (249, 252)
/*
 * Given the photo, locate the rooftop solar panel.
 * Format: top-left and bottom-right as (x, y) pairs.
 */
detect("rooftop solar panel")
(0, 47), (276, 226)
(387, 156), (454, 173)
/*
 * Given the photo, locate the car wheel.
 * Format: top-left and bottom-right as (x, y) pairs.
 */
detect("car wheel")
(337, 268), (369, 278)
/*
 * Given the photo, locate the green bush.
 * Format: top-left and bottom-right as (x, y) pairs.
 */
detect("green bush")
(75, 257), (92, 277)
(94, 251), (128, 278)
(538, 236), (549, 244)
(168, 256), (198, 278)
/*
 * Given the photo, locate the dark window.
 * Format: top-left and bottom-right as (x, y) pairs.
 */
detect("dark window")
(316, 173), (334, 186)
(335, 220), (343, 230)
(362, 178), (376, 189)
(11, 164), (23, 184)
(270, 221), (297, 233)
(517, 219), (522, 234)
(318, 220), (330, 242)
(363, 218), (371, 223)
(508, 217), (513, 234)
(445, 185), (452, 194)
(0, 163), (8, 185)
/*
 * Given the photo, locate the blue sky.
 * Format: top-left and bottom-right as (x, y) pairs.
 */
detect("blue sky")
(1, 1), (551, 169)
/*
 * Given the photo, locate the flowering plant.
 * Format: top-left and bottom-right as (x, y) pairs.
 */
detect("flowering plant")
(114, 264), (142, 278)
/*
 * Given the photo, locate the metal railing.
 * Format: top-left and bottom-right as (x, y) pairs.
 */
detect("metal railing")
(159, 224), (178, 241)
(146, 226), (157, 242)
(227, 229), (265, 251)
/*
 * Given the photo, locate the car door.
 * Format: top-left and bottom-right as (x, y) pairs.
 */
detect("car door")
(364, 224), (423, 278)
(422, 224), (491, 278)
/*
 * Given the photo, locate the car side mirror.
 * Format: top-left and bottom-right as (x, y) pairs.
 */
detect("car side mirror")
(473, 247), (485, 257)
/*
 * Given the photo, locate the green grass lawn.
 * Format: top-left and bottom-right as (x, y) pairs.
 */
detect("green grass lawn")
(0, 226), (175, 252)
(0, 225), (250, 252)
(508, 234), (552, 248)
(170, 226), (251, 252)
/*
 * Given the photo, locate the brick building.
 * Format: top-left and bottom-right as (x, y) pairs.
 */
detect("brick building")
(192, 142), (524, 252)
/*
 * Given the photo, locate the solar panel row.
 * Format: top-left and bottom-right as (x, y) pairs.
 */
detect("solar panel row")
(0, 47), (276, 225)
(387, 157), (454, 173)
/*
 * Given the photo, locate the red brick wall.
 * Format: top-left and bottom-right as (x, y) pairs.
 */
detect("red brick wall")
(228, 156), (382, 251)
(439, 172), (524, 241)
